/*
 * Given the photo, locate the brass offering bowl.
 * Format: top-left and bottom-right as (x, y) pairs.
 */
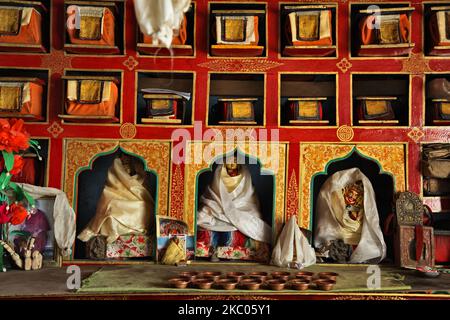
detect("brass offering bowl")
(290, 279), (310, 291)
(318, 272), (339, 281)
(216, 278), (238, 290)
(199, 271), (222, 281)
(271, 271), (291, 281)
(248, 271), (268, 281)
(240, 278), (262, 290)
(178, 271), (199, 281)
(314, 279), (336, 291)
(168, 277), (191, 289)
(194, 278), (215, 289)
(295, 271), (314, 281)
(226, 271), (246, 282)
(266, 279), (286, 291)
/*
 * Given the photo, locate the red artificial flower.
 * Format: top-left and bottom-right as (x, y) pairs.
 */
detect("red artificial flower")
(9, 119), (30, 152)
(8, 203), (28, 225)
(0, 155), (24, 175)
(0, 119), (30, 153)
(0, 203), (10, 224)
(10, 155), (24, 175)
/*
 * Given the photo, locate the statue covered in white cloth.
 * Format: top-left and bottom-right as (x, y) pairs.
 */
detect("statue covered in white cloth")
(196, 155), (272, 261)
(314, 168), (386, 263)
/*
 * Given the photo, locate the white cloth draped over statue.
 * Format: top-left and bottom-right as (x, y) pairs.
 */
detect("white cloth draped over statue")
(78, 157), (155, 244)
(133, 0), (191, 48)
(197, 165), (272, 244)
(314, 168), (387, 263)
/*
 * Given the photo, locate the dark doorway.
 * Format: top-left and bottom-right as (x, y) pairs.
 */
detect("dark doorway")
(74, 149), (157, 260)
(312, 149), (395, 262)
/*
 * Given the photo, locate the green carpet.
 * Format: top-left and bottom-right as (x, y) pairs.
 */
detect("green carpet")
(77, 264), (411, 294)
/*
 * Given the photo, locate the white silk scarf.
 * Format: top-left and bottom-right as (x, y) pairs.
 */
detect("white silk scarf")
(133, 0), (191, 48)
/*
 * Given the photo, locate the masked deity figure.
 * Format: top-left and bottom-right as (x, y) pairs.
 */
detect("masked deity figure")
(314, 168), (386, 263)
(196, 156), (271, 261)
(78, 153), (155, 244)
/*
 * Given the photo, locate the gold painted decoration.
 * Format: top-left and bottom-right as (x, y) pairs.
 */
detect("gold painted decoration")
(286, 170), (299, 221)
(41, 50), (72, 75)
(119, 123), (137, 139)
(336, 58), (352, 73)
(123, 56), (139, 71)
(0, 84), (21, 111)
(170, 164), (184, 221)
(402, 53), (431, 75)
(63, 139), (171, 220)
(298, 13), (319, 41)
(407, 127), (425, 143)
(79, 16), (102, 40)
(299, 144), (406, 229)
(0, 7), (20, 35)
(47, 121), (64, 138)
(198, 59), (282, 72)
(337, 125), (354, 142)
(183, 141), (287, 236)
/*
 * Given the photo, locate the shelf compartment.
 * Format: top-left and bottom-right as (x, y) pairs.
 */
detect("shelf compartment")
(60, 73), (121, 124)
(137, 3), (195, 57)
(63, 0), (125, 55)
(280, 4), (337, 57)
(209, 4), (267, 57)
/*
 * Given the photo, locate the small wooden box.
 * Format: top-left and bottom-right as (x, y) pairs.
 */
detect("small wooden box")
(356, 96), (398, 126)
(141, 93), (185, 124)
(395, 225), (435, 268)
(428, 6), (450, 56)
(288, 97), (329, 126)
(431, 99), (450, 125)
(218, 98), (257, 125)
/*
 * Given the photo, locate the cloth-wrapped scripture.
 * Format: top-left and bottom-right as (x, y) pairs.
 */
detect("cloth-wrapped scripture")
(286, 10), (332, 46)
(66, 5), (115, 46)
(429, 9), (450, 47)
(0, 6), (42, 45)
(314, 168), (386, 263)
(65, 79), (118, 117)
(422, 144), (450, 179)
(0, 80), (43, 119)
(360, 14), (410, 45)
(271, 216), (316, 268)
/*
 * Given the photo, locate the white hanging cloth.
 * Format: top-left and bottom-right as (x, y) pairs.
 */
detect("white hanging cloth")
(20, 184), (76, 257)
(271, 215), (316, 268)
(133, 0), (191, 48)
(314, 168), (387, 263)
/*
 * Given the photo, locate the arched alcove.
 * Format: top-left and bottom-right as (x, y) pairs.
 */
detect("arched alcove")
(312, 149), (395, 261)
(195, 150), (274, 261)
(74, 148), (157, 260)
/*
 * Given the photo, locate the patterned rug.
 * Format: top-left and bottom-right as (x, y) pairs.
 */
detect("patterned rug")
(77, 264), (411, 294)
